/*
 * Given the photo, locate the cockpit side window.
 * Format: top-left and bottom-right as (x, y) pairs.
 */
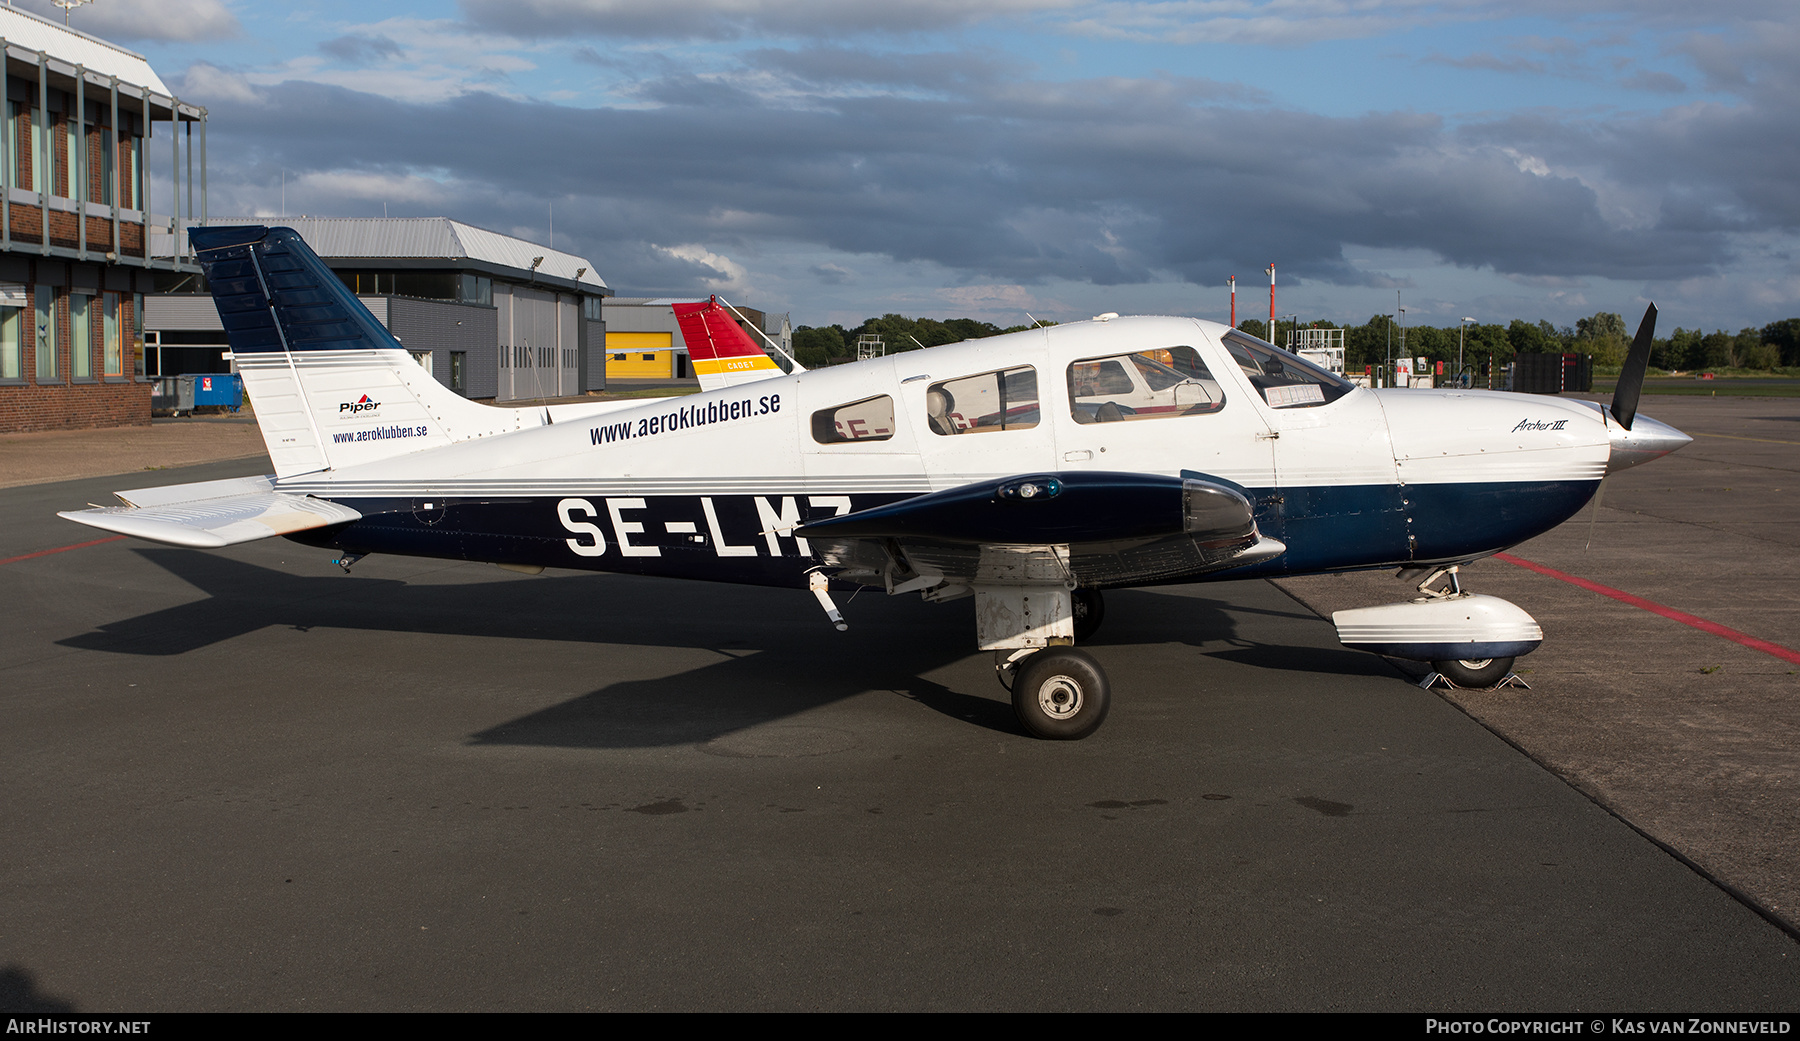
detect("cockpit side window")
(812, 395), (895, 444)
(1067, 346), (1224, 424)
(1220, 329), (1355, 408)
(927, 367), (1039, 435)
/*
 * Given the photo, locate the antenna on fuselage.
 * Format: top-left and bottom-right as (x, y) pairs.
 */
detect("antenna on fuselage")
(716, 295), (807, 373)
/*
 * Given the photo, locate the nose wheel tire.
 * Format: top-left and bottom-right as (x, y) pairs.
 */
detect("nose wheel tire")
(1012, 647), (1110, 740)
(1431, 656), (1515, 689)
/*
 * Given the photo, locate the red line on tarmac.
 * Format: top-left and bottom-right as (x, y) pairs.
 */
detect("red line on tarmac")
(0, 535), (126, 567)
(1495, 552), (1800, 666)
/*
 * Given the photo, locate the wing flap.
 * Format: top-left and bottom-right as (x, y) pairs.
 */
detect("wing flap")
(59, 476), (360, 548)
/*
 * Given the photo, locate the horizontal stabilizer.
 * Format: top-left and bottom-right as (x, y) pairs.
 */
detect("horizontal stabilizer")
(59, 475), (360, 548)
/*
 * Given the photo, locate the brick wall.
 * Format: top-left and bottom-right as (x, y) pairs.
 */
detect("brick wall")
(0, 271), (150, 433)
(0, 379), (150, 431)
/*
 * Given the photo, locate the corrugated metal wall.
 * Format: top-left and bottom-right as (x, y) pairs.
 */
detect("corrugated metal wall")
(387, 296), (499, 399)
(495, 285), (580, 401)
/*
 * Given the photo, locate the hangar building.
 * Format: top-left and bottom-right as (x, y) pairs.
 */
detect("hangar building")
(147, 217), (611, 402)
(603, 297), (790, 381)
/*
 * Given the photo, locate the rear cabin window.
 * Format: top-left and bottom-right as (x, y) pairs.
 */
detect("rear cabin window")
(926, 367), (1039, 435)
(1068, 346), (1224, 423)
(1220, 330), (1354, 409)
(813, 395), (896, 443)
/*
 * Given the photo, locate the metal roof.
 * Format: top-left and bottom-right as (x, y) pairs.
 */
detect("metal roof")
(190, 217), (609, 292)
(0, 6), (170, 96)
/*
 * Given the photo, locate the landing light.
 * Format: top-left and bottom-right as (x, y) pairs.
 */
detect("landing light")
(998, 477), (1063, 501)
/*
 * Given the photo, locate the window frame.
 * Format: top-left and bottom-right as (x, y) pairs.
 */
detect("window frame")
(69, 290), (93, 381)
(926, 365), (1040, 436)
(1067, 345), (1225, 424)
(34, 285), (57, 383)
(812, 394), (897, 445)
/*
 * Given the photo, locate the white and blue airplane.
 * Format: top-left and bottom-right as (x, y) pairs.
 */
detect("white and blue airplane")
(61, 226), (1691, 739)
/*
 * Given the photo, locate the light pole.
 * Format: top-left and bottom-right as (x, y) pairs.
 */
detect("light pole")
(1459, 316), (1474, 386)
(1383, 314), (1394, 388)
(1398, 306), (1407, 386)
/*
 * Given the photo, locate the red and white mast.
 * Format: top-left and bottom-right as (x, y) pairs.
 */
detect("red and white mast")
(1266, 263), (1276, 344)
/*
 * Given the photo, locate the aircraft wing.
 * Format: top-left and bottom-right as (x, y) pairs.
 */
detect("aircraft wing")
(796, 471), (1285, 591)
(57, 475), (361, 549)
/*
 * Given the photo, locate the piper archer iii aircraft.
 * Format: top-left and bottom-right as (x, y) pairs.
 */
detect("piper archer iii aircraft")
(61, 226), (1691, 739)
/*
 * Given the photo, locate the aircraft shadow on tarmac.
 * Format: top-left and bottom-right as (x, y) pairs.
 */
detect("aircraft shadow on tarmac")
(57, 548), (1399, 746)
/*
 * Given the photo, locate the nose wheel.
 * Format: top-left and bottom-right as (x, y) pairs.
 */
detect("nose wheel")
(1007, 647), (1111, 740)
(1429, 656), (1516, 689)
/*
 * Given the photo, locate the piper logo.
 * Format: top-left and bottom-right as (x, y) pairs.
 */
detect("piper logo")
(340, 394), (380, 415)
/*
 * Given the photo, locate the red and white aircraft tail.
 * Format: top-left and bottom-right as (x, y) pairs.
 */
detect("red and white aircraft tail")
(674, 295), (804, 392)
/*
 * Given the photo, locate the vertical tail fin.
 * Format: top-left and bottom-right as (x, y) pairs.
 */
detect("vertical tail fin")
(673, 295), (803, 393)
(191, 225), (531, 478)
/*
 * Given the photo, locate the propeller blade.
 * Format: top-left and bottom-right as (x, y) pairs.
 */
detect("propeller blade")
(1610, 303), (1657, 431)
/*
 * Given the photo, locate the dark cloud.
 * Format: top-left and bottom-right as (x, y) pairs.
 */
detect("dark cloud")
(457, 0), (1049, 42)
(318, 35), (406, 66)
(193, 38), (1799, 296)
(742, 46), (1027, 91)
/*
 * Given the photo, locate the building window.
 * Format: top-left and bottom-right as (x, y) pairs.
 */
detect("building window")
(62, 116), (76, 200)
(91, 124), (114, 206)
(71, 292), (92, 379)
(132, 293), (144, 377)
(34, 285), (56, 382)
(458, 273), (491, 307)
(126, 133), (142, 210)
(7, 103), (26, 193)
(583, 296), (603, 321)
(0, 304), (20, 380)
(450, 352), (466, 393)
(103, 293), (122, 376)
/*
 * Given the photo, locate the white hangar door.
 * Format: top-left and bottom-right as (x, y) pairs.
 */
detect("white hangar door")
(499, 287), (580, 401)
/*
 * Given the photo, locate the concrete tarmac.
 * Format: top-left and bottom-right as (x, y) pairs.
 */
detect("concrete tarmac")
(3, 400), (1799, 1011)
(1278, 393), (1800, 938)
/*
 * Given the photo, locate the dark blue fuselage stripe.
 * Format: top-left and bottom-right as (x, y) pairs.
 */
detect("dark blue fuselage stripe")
(284, 480), (1600, 588)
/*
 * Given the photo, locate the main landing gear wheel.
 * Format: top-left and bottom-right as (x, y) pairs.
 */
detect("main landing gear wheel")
(1431, 656), (1515, 689)
(1072, 587), (1105, 642)
(1012, 647), (1110, 740)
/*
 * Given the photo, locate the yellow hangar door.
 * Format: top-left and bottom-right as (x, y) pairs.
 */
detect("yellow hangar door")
(606, 332), (674, 378)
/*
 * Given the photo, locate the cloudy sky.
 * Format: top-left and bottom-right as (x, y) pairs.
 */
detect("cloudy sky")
(25, 0), (1800, 331)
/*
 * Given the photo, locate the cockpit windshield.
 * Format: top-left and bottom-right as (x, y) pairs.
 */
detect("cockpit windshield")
(1220, 329), (1355, 409)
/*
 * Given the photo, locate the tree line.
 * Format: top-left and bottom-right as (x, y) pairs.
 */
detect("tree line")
(793, 311), (1800, 374)
(793, 314), (1044, 369)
